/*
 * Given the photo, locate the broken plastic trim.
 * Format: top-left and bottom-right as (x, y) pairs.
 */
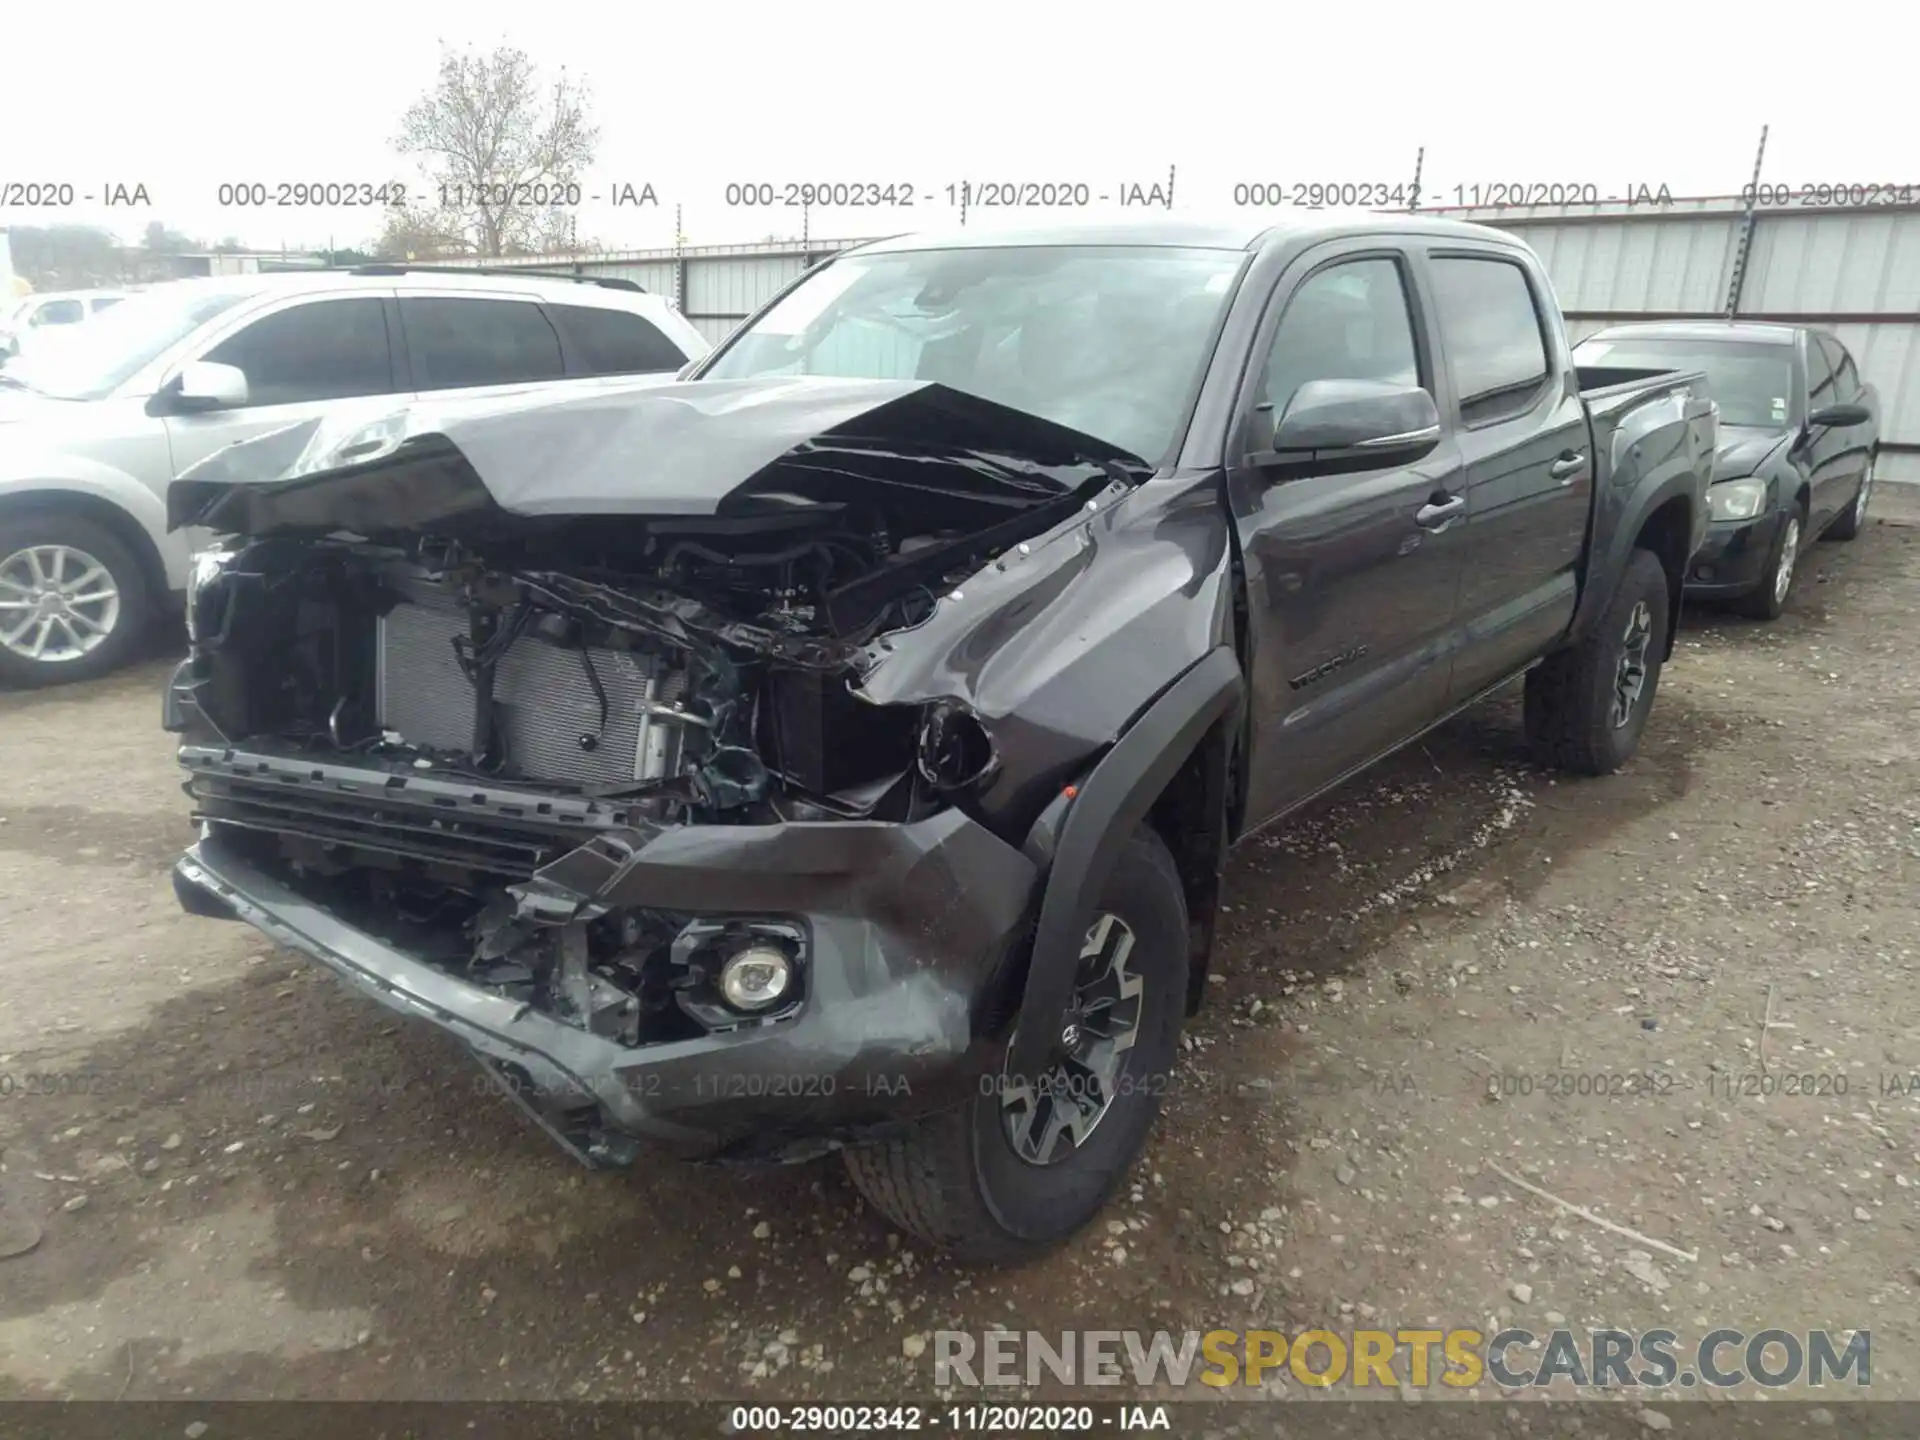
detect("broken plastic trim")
(917, 702), (998, 792)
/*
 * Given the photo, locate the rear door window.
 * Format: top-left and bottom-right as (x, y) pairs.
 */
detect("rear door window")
(548, 303), (688, 376)
(401, 297), (565, 390)
(1430, 256), (1552, 421)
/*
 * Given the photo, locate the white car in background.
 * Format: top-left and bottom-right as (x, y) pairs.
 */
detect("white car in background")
(0, 289), (131, 362)
(0, 266), (708, 685)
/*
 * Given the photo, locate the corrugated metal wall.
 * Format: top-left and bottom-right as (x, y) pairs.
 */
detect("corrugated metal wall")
(1436, 198), (1920, 481)
(434, 200), (1920, 481)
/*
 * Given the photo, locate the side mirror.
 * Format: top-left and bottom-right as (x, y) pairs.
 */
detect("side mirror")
(1264, 379), (1441, 474)
(164, 361), (249, 414)
(1807, 402), (1869, 430)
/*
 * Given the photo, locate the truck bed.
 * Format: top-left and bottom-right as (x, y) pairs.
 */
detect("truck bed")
(1577, 363), (1693, 400)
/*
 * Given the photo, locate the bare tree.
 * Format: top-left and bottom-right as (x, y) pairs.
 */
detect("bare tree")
(372, 204), (471, 262)
(392, 45), (598, 258)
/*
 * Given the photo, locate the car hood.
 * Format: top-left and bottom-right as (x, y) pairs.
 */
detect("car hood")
(1712, 425), (1790, 481)
(168, 376), (1150, 537)
(0, 386), (81, 426)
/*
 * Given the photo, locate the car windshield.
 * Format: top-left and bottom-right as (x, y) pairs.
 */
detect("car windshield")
(1574, 337), (1796, 429)
(16, 285), (255, 401)
(701, 244), (1246, 463)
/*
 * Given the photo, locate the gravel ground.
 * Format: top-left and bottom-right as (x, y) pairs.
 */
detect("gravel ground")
(0, 491), (1915, 1405)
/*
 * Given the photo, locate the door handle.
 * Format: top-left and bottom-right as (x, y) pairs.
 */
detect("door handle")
(1415, 495), (1466, 528)
(1550, 452), (1587, 480)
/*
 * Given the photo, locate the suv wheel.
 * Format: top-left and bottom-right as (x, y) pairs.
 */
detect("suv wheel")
(0, 515), (151, 687)
(1523, 547), (1671, 776)
(841, 826), (1188, 1264)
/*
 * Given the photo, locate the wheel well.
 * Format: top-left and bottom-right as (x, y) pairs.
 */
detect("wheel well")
(0, 491), (172, 609)
(1633, 497), (1692, 661)
(1144, 714), (1232, 1017)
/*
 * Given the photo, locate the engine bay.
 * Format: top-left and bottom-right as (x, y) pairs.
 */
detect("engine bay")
(184, 499), (1015, 814)
(171, 496), (1050, 1050)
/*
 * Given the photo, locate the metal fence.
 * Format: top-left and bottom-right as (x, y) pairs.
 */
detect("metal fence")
(427, 196), (1920, 482)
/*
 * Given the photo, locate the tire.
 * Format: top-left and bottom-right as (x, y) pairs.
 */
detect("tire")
(0, 513), (152, 687)
(1523, 546), (1670, 776)
(1824, 452), (1874, 542)
(1732, 505), (1803, 621)
(842, 826), (1189, 1264)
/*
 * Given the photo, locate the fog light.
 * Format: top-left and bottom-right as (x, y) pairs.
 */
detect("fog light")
(720, 946), (793, 1011)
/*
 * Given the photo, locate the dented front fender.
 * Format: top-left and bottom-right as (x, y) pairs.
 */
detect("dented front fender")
(857, 469), (1237, 837)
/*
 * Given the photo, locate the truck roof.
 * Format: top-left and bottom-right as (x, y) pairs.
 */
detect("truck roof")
(851, 212), (1522, 255)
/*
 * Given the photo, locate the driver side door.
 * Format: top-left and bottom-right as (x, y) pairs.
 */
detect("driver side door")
(1227, 246), (1468, 829)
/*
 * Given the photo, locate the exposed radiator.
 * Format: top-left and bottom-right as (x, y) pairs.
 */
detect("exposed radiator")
(376, 577), (688, 791)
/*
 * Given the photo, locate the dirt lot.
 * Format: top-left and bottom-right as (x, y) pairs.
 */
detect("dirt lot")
(1, 492), (1915, 1407)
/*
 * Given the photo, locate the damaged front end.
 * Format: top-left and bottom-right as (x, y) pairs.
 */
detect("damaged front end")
(165, 378), (1193, 1164)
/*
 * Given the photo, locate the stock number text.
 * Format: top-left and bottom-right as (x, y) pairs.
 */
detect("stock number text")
(1234, 181), (1414, 208)
(1744, 182), (1916, 207)
(725, 180), (918, 207)
(217, 182), (407, 208)
(1490, 1070), (1677, 1099)
(0, 1071), (112, 1099)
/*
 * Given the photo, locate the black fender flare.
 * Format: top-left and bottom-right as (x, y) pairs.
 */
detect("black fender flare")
(1005, 645), (1243, 1084)
(1565, 470), (1703, 661)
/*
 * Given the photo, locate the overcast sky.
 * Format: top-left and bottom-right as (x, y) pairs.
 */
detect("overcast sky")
(5, 0), (1915, 254)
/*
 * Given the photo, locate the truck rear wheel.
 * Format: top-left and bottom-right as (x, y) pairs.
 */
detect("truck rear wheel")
(1523, 547), (1670, 776)
(0, 514), (152, 688)
(841, 826), (1188, 1265)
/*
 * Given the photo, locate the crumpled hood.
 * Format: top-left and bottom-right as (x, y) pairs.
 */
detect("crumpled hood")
(1712, 425), (1789, 481)
(167, 376), (1148, 537)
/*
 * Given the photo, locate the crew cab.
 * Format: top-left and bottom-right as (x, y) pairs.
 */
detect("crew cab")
(1573, 321), (1879, 619)
(0, 267), (707, 686)
(163, 217), (1716, 1263)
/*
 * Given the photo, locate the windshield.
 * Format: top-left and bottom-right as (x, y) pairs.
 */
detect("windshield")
(702, 245), (1245, 462)
(1574, 337), (1796, 429)
(14, 285), (255, 401)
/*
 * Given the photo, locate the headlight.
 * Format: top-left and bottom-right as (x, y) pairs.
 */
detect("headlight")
(1708, 477), (1768, 522)
(184, 547), (234, 642)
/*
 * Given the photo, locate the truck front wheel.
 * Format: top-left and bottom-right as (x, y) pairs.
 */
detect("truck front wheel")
(1523, 547), (1670, 776)
(841, 826), (1189, 1265)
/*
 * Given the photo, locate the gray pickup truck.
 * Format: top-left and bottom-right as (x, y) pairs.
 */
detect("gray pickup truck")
(164, 215), (1716, 1263)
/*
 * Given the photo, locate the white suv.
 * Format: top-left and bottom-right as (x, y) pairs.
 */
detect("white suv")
(0, 267), (709, 685)
(0, 289), (131, 361)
